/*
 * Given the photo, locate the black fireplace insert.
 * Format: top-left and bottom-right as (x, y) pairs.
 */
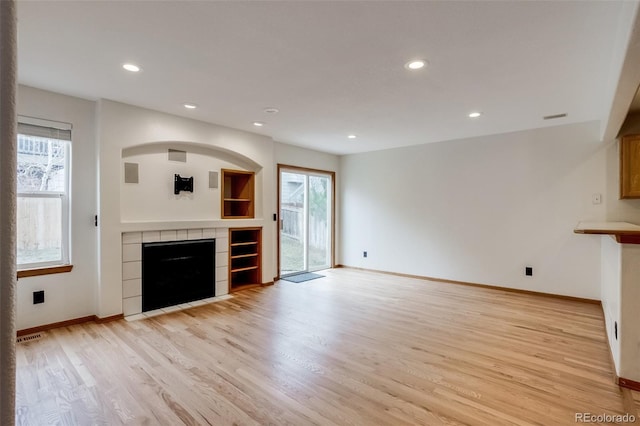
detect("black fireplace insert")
(142, 238), (215, 312)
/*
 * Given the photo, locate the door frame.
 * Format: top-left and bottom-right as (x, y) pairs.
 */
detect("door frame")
(277, 164), (336, 280)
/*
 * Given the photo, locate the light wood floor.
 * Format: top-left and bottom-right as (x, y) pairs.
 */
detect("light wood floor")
(15, 268), (636, 425)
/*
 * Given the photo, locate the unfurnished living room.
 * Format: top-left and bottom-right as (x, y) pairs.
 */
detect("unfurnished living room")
(2, 0), (640, 425)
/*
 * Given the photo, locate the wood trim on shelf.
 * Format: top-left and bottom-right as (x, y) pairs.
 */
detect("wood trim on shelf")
(616, 234), (640, 244)
(231, 266), (259, 273)
(17, 264), (73, 278)
(221, 168), (255, 219)
(574, 222), (640, 245)
(620, 134), (640, 199)
(231, 253), (258, 259)
(229, 283), (262, 293)
(340, 266), (601, 305)
(228, 227), (262, 292)
(16, 313), (123, 337)
(229, 281), (274, 293)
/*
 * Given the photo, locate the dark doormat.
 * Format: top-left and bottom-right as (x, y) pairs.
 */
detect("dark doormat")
(281, 272), (325, 283)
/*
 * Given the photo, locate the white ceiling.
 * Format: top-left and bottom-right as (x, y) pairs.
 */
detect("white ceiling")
(16, 1), (630, 155)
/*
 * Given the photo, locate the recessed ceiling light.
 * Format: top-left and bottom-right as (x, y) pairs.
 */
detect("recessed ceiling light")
(468, 112), (482, 118)
(347, 134), (357, 139)
(405, 59), (427, 70)
(253, 121), (264, 127)
(184, 103), (197, 109)
(263, 107), (279, 114)
(122, 63), (141, 72)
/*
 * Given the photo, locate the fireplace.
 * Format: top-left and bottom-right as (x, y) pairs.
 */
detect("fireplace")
(142, 239), (215, 312)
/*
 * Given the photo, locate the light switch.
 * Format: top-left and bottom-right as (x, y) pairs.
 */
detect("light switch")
(592, 193), (602, 204)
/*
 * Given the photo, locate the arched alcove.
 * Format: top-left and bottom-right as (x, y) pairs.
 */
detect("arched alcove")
(120, 141), (263, 222)
(122, 141), (262, 170)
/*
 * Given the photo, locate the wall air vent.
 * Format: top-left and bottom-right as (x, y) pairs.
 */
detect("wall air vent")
(543, 113), (568, 120)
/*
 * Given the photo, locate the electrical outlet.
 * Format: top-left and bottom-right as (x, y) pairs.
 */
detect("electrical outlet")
(525, 266), (533, 276)
(33, 290), (44, 305)
(363, 251), (367, 258)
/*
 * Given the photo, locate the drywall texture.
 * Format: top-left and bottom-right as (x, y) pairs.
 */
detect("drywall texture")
(16, 86), (97, 330)
(340, 121), (606, 299)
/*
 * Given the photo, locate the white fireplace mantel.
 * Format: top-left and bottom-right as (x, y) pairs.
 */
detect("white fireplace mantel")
(120, 218), (265, 233)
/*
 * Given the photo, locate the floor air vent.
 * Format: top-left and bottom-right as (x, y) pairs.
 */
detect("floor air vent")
(16, 333), (44, 344)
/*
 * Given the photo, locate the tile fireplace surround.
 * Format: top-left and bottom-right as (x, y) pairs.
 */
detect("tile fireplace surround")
(121, 227), (229, 317)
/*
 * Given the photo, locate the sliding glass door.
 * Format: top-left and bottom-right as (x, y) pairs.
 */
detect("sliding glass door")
(279, 167), (333, 277)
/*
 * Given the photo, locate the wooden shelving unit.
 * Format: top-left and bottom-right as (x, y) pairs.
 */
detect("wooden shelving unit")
(221, 169), (255, 218)
(620, 135), (640, 199)
(229, 227), (262, 292)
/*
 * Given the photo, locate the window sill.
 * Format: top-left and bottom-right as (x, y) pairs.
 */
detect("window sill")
(17, 264), (73, 278)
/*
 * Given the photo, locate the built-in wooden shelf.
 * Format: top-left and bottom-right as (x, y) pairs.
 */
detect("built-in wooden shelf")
(222, 169), (255, 219)
(231, 253), (258, 259)
(229, 227), (262, 291)
(620, 135), (640, 199)
(574, 221), (640, 244)
(231, 266), (259, 273)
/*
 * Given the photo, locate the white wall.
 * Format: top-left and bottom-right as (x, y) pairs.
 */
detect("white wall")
(340, 121), (606, 299)
(274, 142), (340, 173)
(97, 100), (276, 317)
(121, 143), (258, 222)
(619, 243), (640, 380)
(600, 112), (640, 380)
(601, 235), (621, 373)
(16, 86), (97, 329)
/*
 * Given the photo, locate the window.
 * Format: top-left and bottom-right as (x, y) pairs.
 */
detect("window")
(16, 118), (71, 270)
